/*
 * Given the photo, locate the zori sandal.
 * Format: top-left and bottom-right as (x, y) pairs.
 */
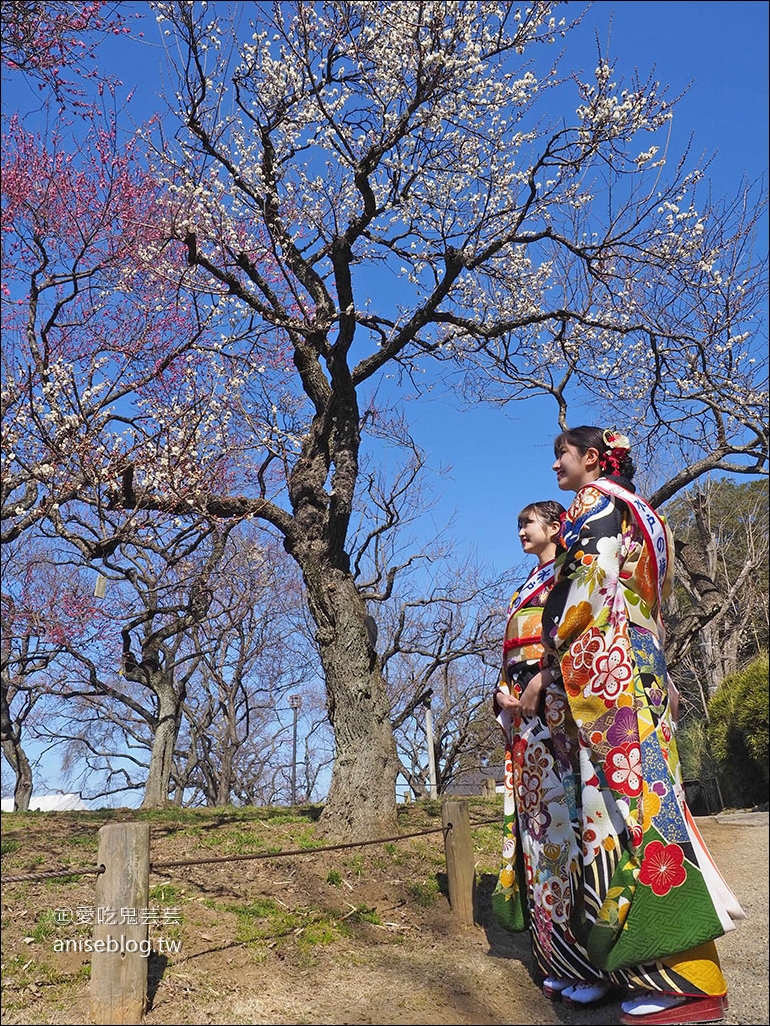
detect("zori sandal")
(619, 993), (728, 1025)
(562, 981), (614, 1006)
(541, 977), (580, 1001)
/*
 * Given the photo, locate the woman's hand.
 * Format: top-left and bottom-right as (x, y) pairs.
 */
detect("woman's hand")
(519, 672), (545, 718)
(519, 667), (558, 718)
(495, 689), (521, 714)
(496, 666), (558, 719)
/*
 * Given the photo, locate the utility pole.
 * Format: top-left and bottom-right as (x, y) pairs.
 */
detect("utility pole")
(289, 694), (302, 805)
(424, 693), (438, 799)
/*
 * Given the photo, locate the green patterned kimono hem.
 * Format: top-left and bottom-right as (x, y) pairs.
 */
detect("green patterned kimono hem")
(491, 880), (529, 932)
(586, 845), (726, 971)
(491, 809), (530, 932)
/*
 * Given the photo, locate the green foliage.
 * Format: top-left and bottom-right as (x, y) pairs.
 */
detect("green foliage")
(326, 869), (342, 886)
(676, 718), (712, 780)
(408, 878), (440, 907)
(673, 719), (725, 814)
(29, 909), (58, 943)
(148, 883), (182, 904)
(707, 652), (769, 807)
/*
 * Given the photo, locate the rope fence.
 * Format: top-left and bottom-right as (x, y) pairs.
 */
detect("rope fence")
(2, 864), (106, 884)
(1, 816), (500, 883)
(1, 802), (501, 1025)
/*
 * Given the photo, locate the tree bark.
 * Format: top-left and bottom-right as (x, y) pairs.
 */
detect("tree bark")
(295, 558), (399, 839)
(216, 733), (236, 807)
(1, 737), (33, 812)
(1, 684), (34, 811)
(139, 673), (185, 809)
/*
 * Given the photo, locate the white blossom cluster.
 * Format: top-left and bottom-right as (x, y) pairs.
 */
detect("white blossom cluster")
(7, 0), (756, 532)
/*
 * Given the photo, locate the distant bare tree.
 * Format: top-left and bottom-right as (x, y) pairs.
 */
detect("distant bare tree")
(39, 511), (233, 806)
(1, 538), (102, 809)
(380, 556), (503, 796)
(664, 479), (769, 719)
(172, 530), (317, 806)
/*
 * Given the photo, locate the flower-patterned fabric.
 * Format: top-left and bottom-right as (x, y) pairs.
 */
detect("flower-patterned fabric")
(533, 482), (743, 994)
(492, 566), (602, 983)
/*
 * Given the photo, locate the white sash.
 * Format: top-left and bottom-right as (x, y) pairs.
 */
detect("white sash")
(590, 479), (670, 603)
(505, 560), (555, 621)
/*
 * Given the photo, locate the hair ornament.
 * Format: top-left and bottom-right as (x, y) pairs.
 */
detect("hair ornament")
(602, 429), (631, 452)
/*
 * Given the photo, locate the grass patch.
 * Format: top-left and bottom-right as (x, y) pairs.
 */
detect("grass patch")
(220, 896), (342, 954)
(348, 904), (381, 925)
(345, 853), (365, 876)
(1, 794), (514, 1021)
(66, 831), (99, 849)
(27, 909), (59, 943)
(148, 882), (183, 904)
(408, 878), (440, 906)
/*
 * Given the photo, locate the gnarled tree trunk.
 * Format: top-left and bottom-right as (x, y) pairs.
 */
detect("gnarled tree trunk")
(291, 552), (399, 839)
(140, 673), (185, 809)
(1, 737), (33, 812)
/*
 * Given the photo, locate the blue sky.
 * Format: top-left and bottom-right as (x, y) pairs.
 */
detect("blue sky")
(4, 0), (766, 583)
(407, 0), (769, 579)
(2, 1), (768, 800)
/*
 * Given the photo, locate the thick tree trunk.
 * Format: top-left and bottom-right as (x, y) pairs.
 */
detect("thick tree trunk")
(216, 735), (236, 807)
(1, 737), (33, 812)
(299, 561), (399, 840)
(1, 687), (34, 811)
(141, 675), (184, 808)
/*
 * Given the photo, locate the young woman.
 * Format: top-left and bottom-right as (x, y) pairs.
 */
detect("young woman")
(492, 500), (611, 1003)
(538, 426), (744, 1025)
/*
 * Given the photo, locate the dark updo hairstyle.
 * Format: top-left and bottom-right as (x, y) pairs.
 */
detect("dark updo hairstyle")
(553, 425), (636, 491)
(518, 499), (567, 529)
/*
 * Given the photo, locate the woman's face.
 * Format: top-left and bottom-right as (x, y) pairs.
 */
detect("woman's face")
(552, 441), (599, 492)
(518, 513), (560, 560)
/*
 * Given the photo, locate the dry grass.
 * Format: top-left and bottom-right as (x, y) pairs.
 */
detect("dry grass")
(1, 801), (767, 1025)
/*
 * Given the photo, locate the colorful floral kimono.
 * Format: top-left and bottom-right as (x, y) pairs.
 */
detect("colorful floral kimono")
(537, 479), (744, 997)
(492, 559), (606, 984)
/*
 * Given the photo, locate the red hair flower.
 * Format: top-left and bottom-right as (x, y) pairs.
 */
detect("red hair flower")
(600, 429), (631, 475)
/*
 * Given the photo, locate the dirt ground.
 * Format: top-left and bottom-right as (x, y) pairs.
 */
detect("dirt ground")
(1, 803), (767, 1026)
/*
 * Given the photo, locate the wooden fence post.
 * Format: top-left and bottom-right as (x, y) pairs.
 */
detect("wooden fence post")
(483, 776), (497, 798)
(441, 800), (476, 926)
(90, 821), (151, 1025)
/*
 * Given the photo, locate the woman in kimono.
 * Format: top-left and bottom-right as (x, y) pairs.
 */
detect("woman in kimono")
(491, 499), (610, 1001)
(537, 425), (744, 1025)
